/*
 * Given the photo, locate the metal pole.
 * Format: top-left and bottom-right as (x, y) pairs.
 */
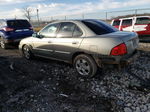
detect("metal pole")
(82, 13), (84, 19)
(51, 17), (53, 21)
(135, 9), (137, 17)
(106, 12), (108, 21)
(37, 9), (40, 27)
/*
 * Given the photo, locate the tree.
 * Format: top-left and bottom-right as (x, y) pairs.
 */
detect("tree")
(23, 7), (33, 22)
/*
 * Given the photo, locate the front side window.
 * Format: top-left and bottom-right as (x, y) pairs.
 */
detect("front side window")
(122, 19), (132, 26)
(57, 22), (76, 38)
(136, 17), (150, 25)
(82, 20), (118, 35)
(40, 23), (60, 38)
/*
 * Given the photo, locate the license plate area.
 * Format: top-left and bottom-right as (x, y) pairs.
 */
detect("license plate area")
(15, 29), (30, 32)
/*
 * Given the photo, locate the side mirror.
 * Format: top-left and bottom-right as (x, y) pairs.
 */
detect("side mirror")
(32, 32), (38, 37)
(32, 32), (44, 38)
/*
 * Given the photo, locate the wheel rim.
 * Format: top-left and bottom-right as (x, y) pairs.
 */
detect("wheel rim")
(23, 46), (30, 59)
(75, 59), (91, 76)
(1, 41), (5, 48)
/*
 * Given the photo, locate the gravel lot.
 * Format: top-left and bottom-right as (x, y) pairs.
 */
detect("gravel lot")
(0, 43), (150, 112)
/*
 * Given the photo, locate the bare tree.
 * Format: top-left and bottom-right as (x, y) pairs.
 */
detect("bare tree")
(23, 7), (33, 22)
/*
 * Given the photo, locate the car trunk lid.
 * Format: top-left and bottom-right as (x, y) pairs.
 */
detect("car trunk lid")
(100, 31), (139, 55)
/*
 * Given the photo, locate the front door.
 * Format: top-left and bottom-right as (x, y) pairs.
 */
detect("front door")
(53, 22), (83, 61)
(32, 23), (60, 57)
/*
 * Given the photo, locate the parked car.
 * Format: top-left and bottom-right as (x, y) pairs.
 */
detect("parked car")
(0, 19), (34, 49)
(111, 16), (150, 40)
(19, 19), (139, 77)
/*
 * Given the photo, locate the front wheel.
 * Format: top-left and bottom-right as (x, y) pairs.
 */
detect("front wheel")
(73, 54), (97, 78)
(22, 45), (33, 60)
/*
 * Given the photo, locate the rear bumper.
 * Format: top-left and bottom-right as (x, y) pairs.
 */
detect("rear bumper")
(4, 38), (22, 45)
(99, 50), (139, 67)
(120, 51), (140, 65)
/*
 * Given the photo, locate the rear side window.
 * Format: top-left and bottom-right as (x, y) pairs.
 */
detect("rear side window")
(122, 19), (132, 26)
(112, 20), (120, 26)
(57, 22), (75, 38)
(7, 20), (31, 28)
(82, 20), (118, 35)
(73, 26), (83, 37)
(136, 17), (150, 25)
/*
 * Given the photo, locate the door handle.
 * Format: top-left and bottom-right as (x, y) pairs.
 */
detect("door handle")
(72, 41), (79, 44)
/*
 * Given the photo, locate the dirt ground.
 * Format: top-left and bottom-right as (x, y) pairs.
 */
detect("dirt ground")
(0, 47), (113, 112)
(0, 43), (150, 112)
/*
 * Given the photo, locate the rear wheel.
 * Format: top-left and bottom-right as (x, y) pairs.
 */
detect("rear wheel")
(22, 45), (33, 60)
(73, 54), (97, 78)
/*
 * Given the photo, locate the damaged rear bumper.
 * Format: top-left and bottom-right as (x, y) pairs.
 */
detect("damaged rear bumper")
(99, 50), (140, 68)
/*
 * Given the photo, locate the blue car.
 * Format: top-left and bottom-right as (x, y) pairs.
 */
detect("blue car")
(0, 19), (34, 49)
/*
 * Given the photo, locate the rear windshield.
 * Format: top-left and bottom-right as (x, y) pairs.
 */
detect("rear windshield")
(136, 17), (150, 25)
(7, 20), (31, 28)
(82, 20), (118, 35)
(112, 20), (120, 26)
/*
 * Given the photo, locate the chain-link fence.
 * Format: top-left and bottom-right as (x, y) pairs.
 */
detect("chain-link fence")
(31, 8), (150, 28)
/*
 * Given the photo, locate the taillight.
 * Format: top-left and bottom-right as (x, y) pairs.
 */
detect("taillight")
(3, 27), (14, 32)
(29, 27), (33, 30)
(110, 43), (127, 56)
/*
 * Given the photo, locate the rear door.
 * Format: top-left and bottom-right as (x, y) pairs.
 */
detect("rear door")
(112, 19), (121, 30)
(121, 19), (133, 32)
(134, 17), (150, 36)
(53, 22), (83, 61)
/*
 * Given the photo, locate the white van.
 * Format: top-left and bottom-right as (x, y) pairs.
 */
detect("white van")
(111, 16), (150, 40)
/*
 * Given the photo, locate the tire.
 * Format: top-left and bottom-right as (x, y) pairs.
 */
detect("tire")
(0, 39), (8, 49)
(22, 45), (33, 60)
(73, 54), (97, 78)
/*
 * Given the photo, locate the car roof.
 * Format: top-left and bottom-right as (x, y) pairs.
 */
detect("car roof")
(0, 19), (28, 22)
(113, 16), (150, 20)
(48, 19), (101, 24)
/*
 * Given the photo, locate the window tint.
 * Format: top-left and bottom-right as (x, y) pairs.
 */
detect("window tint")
(73, 26), (83, 37)
(82, 20), (117, 35)
(112, 20), (120, 26)
(40, 23), (59, 38)
(136, 17), (150, 25)
(122, 19), (132, 26)
(7, 20), (31, 28)
(57, 22), (75, 38)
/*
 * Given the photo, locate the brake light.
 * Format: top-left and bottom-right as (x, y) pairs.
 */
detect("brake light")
(29, 27), (33, 30)
(110, 43), (127, 56)
(3, 27), (14, 32)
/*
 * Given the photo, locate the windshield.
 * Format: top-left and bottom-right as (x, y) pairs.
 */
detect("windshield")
(82, 20), (118, 35)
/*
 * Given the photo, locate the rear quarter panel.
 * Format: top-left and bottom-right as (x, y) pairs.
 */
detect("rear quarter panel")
(79, 36), (123, 56)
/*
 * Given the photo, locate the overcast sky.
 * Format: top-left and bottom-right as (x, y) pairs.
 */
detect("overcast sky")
(0, 0), (150, 19)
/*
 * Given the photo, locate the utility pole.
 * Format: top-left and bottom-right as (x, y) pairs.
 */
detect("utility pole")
(37, 9), (40, 27)
(135, 9), (137, 17)
(106, 12), (108, 22)
(82, 13), (84, 19)
(14, 15), (17, 19)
